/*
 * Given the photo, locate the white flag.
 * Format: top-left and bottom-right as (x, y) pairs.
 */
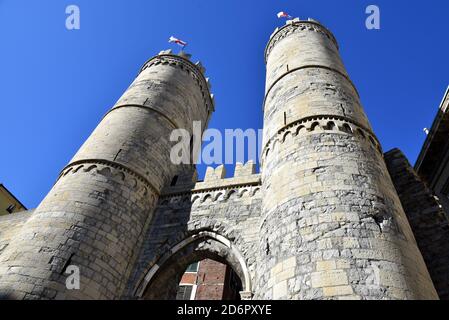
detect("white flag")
(168, 36), (187, 48)
(277, 11), (292, 19)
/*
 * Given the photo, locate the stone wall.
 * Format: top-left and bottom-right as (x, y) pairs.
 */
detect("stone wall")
(0, 211), (32, 258)
(385, 148), (449, 299)
(257, 18), (438, 300)
(125, 162), (261, 300)
(0, 51), (213, 300)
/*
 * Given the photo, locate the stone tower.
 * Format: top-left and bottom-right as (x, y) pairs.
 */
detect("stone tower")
(257, 18), (438, 299)
(0, 50), (213, 299)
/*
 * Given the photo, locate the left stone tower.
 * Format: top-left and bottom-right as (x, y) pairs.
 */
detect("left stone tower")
(0, 50), (214, 299)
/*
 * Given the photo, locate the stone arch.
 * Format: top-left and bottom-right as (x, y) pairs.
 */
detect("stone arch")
(134, 230), (252, 300)
(84, 164), (97, 172)
(251, 187), (260, 196)
(97, 167), (112, 177)
(201, 194), (212, 203)
(238, 189), (248, 198)
(191, 195), (200, 204)
(325, 121), (336, 131)
(296, 125), (306, 135)
(356, 128), (366, 139)
(73, 165), (84, 173)
(181, 196), (191, 203)
(214, 192), (224, 201)
(63, 167), (73, 176)
(282, 131), (292, 142)
(309, 121), (320, 131)
(340, 123), (353, 133)
(265, 148), (270, 157)
(224, 189), (237, 200)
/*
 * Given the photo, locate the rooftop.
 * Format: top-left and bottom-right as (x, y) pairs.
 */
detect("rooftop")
(415, 86), (449, 184)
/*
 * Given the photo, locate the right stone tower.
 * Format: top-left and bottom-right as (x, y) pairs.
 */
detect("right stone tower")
(258, 18), (438, 300)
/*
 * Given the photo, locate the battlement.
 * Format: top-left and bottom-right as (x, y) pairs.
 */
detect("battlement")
(265, 17), (339, 63)
(161, 161), (260, 196)
(140, 49), (208, 75)
(204, 161), (256, 181)
(195, 162), (260, 193)
(203, 161), (257, 183)
(138, 49), (215, 112)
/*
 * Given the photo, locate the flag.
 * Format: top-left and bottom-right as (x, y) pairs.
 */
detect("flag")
(168, 36), (188, 48)
(277, 11), (292, 19)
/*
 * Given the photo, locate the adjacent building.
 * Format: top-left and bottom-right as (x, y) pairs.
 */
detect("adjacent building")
(415, 86), (449, 216)
(176, 260), (242, 300)
(0, 184), (26, 216)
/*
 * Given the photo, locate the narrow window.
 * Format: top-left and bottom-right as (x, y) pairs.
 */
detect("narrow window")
(176, 285), (194, 300)
(185, 262), (199, 273)
(6, 204), (15, 214)
(189, 135), (194, 164)
(170, 175), (179, 186)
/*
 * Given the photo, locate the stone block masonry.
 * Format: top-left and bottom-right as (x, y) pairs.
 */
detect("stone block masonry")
(0, 50), (213, 299)
(256, 18), (438, 300)
(0, 18), (446, 300)
(385, 149), (449, 299)
(125, 163), (261, 299)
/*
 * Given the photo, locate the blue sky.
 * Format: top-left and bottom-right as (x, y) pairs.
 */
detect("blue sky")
(0, 0), (448, 208)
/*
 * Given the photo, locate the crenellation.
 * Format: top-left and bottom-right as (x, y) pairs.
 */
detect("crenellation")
(205, 77), (212, 90)
(234, 161), (256, 177)
(204, 165), (226, 181)
(194, 61), (205, 73)
(161, 174), (261, 199)
(269, 27), (279, 40)
(285, 18), (300, 25)
(265, 19), (339, 63)
(137, 53), (215, 114)
(178, 51), (192, 60)
(158, 49), (172, 55)
(307, 18), (321, 24)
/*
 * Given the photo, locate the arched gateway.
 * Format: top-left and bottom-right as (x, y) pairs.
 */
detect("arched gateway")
(122, 164), (262, 300)
(134, 231), (252, 300)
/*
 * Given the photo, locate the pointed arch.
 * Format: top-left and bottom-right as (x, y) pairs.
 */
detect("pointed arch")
(134, 231), (252, 300)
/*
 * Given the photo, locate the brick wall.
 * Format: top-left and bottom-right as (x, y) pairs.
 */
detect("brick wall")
(195, 259), (228, 300)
